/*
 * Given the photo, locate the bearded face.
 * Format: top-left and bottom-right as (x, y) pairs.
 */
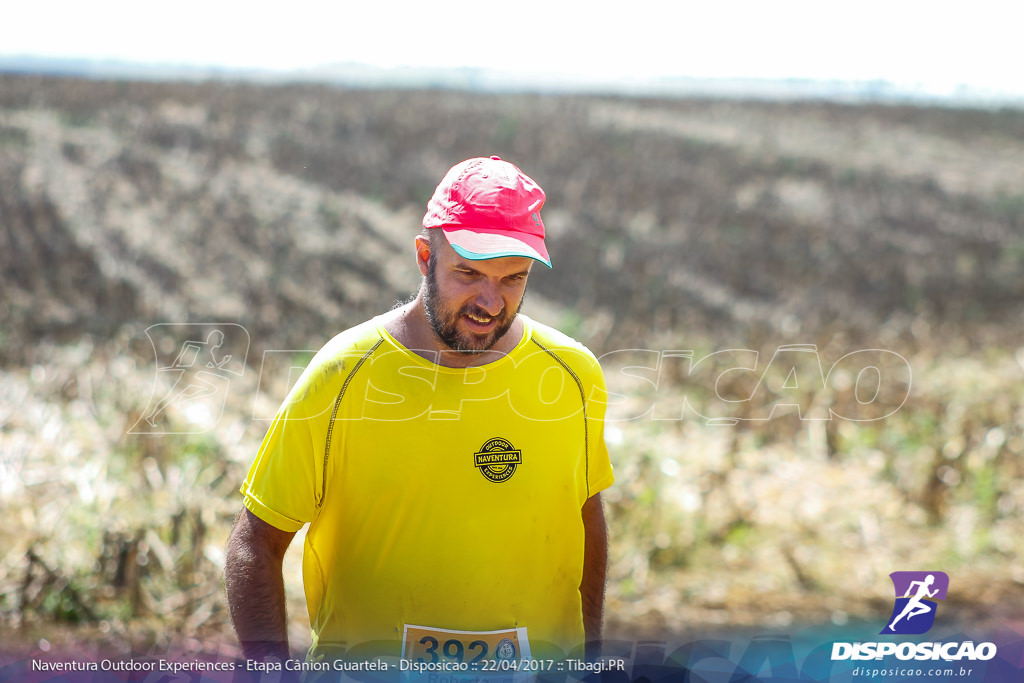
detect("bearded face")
(422, 242), (528, 355)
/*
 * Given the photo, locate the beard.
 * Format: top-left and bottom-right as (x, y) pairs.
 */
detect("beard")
(423, 253), (524, 354)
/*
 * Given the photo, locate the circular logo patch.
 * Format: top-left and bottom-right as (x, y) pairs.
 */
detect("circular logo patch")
(495, 638), (517, 661)
(473, 437), (522, 483)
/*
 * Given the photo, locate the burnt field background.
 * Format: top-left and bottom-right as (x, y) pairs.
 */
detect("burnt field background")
(1, 72), (1023, 658)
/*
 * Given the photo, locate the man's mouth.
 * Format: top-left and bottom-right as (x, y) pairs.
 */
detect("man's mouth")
(463, 310), (500, 332)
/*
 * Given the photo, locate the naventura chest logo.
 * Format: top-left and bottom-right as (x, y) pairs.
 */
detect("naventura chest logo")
(881, 571), (949, 635)
(474, 437), (522, 483)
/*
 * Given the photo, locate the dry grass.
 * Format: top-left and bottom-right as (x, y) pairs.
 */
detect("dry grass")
(2, 74), (1023, 653)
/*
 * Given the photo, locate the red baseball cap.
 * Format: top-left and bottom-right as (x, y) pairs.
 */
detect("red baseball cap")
(422, 156), (551, 268)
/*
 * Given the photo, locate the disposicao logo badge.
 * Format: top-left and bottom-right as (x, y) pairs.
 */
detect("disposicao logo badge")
(880, 571), (949, 635)
(832, 569), (996, 663)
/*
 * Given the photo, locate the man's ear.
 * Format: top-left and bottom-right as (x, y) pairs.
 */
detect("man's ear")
(414, 234), (431, 276)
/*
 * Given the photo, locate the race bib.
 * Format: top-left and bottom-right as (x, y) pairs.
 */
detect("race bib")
(401, 624), (531, 666)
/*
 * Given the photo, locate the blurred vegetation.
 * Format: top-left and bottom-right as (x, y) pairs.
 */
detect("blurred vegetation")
(1, 73), (1023, 653)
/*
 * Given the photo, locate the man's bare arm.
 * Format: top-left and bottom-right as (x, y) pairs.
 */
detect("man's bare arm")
(580, 492), (608, 658)
(225, 508), (297, 662)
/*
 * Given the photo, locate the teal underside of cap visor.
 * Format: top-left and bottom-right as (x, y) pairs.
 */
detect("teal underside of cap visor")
(450, 243), (552, 268)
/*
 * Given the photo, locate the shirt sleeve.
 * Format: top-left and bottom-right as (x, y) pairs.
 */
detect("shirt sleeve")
(584, 359), (615, 498)
(241, 414), (317, 532)
(240, 352), (345, 532)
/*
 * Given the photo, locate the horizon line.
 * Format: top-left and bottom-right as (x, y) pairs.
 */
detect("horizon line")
(2, 54), (1023, 108)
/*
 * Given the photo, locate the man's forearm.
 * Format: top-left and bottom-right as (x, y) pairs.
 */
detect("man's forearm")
(225, 509), (295, 661)
(580, 493), (608, 657)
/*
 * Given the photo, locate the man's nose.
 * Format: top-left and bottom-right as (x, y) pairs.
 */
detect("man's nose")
(474, 282), (504, 316)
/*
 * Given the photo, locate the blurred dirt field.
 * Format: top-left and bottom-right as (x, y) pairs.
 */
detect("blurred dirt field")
(2, 73), (1023, 657)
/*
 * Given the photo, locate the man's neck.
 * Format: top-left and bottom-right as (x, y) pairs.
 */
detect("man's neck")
(381, 297), (525, 369)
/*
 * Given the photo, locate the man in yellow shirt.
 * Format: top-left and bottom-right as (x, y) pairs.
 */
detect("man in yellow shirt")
(225, 156), (614, 669)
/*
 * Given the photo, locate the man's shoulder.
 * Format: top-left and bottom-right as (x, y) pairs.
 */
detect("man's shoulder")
(287, 318), (386, 401)
(523, 316), (604, 378)
(524, 315), (596, 355)
(316, 317), (387, 361)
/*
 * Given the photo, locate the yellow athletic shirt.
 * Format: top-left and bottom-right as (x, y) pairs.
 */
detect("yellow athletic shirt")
(240, 314), (614, 661)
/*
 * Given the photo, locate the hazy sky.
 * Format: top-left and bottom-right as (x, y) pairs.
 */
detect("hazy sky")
(4, 1), (1023, 96)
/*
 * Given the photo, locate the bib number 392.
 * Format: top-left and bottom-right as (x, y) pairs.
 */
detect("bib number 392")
(401, 624), (530, 666)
